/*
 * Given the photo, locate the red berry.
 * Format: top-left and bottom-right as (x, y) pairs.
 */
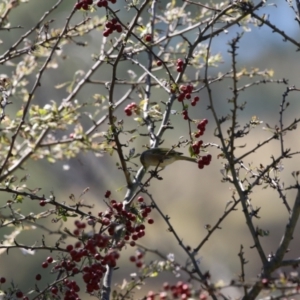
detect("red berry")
(104, 190), (111, 198)
(75, 242), (82, 248)
(82, 2), (89, 9)
(148, 291), (155, 298)
(136, 261), (143, 268)
(110, 0), (116, 3)
(85, 0), (93, 4)
(0, 277), (6, 284)
(197, 140), (203, 147)
(75, 2), (83, 9)
(96, 0), (103, 6)
(180, 85), (187, 92)
(262, 278), (269, 286)
(66, 244), (73, 252)
(197, 122), (205, 131)
(197, 130), (204, 136)
(73, 229), (80, 236)
(186, 84), (193, 92)
(156, 60), (162, 66)
(176, 67), (183, 73)
(137, 196), (144, 202)
(47, 256), (53, 263)
(51, 286), (58, 295)
(16, 291), (23, 298)
(182, 112), (189, 120)
(42, 261), (48, 268)
(194, 96), (200, 102)
(191, 100), (197, 106)
(185, 93), (191, 99)
(103, 30), (110, 37)
(177, 59), (184, 67)
(35, 274), (41, 281)
(192, 144), (200, 155)
(198, 160), (204, 169)
(115, 24), (122, 32)
(200, 293), (208, 300)
(129, 102), (137, 109)
(178, 93), (185, 102)
(39, 200), (46, 206)
(137, 230), (145, 238)
(148, 218), (154, 224)
(163, 282), (170, 290)
(125, 110), (132, 116)
(144, 34), (152, 42)
(94, 253), (102, 260)
(105, 21), (113, 28)
(129, 256), (136, 262)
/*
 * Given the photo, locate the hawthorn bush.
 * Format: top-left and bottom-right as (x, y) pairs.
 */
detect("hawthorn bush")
(1, 0), (300, 300)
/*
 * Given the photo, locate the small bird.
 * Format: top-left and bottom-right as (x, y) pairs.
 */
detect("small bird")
(140, 147), (197, 168)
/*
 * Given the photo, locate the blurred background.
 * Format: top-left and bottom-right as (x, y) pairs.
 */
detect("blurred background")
(1, 0), (300, 299)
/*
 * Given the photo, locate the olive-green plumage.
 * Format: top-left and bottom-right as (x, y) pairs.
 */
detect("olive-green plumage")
(140, 148), (196, 168)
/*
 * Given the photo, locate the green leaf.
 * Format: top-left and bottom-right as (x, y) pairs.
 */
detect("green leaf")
(47, 157), (56, 163)
(150, 271), (158, 277)
(16, 195), (24, 203)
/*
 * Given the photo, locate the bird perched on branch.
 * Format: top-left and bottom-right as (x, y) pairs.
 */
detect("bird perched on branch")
(140, 148), (197, 168)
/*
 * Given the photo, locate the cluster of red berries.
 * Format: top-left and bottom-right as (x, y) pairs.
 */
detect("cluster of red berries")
(147, 281), (193, 300)
(37, 192), (154, 297)
(100, 193), (153, 247)
(41, 256), (53, 269)
(50, 231), (117, 294)
(182, 109), (189, 120)
(22, 191), (155, 299)
(103, 19), (122, 37)
(106, 198), (153, 245)
(178, 84), (200, 106)
(129, 249), (144, 268)
(137, 196), (154, 223)
(192, 140), (203, 155)
(97, 0), (116, 7)
(75, 0), (117, 10)
(0, 288), (26, 299)
(0, 278), (27, 299)
(176, 58), (184, 72)
(124, 102), (138, 116)
(195, 118), (208, 138)
(74, 0), (93, 10)
(198, 154), (212, 169)
(82, 262), (106, 293)
(53, 279), (80, 298)
(73, 219), (87, 236)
